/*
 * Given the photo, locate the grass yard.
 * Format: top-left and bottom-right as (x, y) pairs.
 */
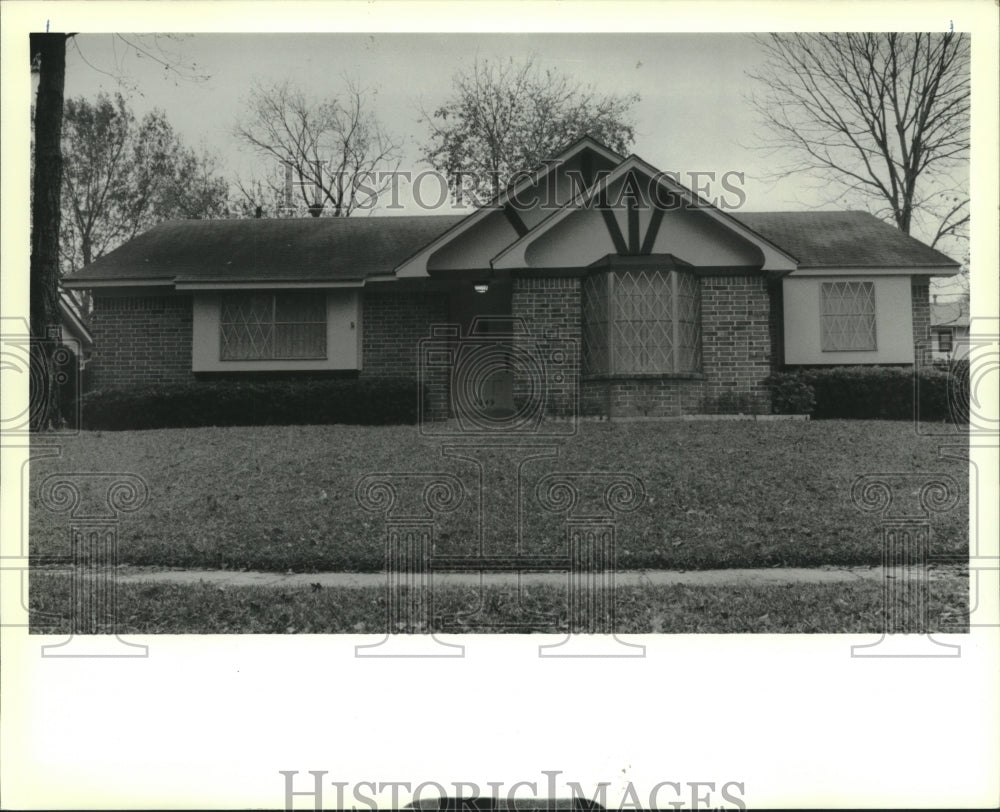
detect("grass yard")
(29, 420), (968, 573)
(29, 571), (969, 634)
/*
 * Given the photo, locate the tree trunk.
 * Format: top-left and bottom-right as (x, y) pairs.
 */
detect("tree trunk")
(29, 33), (68, 430)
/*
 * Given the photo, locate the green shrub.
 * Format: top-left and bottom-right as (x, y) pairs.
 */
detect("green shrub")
(81, 377), (424, 430)
(764, 373), (816, 415)
(766, 365), (968, 421)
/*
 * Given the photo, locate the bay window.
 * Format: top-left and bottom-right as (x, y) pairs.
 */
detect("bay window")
(582, 269), (701, 375)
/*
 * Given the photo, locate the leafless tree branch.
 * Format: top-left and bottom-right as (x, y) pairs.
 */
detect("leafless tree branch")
(233, 77), (401, 217)
(746, 33), (969, 248)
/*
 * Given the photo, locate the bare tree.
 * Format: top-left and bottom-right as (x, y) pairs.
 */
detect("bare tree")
(231, 164), (295, 218)
(29, 32), (212, 429)
(233, 78), (401, 217)
(421, 55), (639, 204)
(29, 33), (69, 429)
(69, 34), (211, 93)
(60, 93), (230, 277)
(747, 33), (970, 251)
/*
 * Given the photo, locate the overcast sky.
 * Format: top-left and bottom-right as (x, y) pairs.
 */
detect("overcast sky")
(53, 29), (973, 295)
(62, 33), (836, 214)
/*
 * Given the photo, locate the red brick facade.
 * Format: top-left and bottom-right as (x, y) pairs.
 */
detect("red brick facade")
(89, 287), (452, 391)
(360, 287), (450, 418)
(581, 376), (706, 418)
(700, 274), (773, 413)
(578, 272), (775, 417)
(510, 276), (581, 417)
(910, 280), (931, 364)
(360, 288), (448, 379)
(89, 293), (194, 389)
(87, 273), (934, 416)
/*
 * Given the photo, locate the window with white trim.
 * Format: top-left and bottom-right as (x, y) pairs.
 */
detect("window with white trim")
(220, 293), (326, 360)
(935, 329), (954, 354)
(582, 269), (701, 375)
(820, 281), (877, 352)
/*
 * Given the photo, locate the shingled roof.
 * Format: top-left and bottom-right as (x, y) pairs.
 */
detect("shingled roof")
(65, 215), (467, 283)
(730, 211), (958, 268)
(64, 208), (958, 285)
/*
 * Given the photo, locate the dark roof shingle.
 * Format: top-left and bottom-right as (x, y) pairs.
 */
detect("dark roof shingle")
(65, 209), (959, 284)
(65, 215), (467, 282)
(731, 210), (959, 268)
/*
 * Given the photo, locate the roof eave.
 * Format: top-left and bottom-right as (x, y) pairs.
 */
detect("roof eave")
(393, 137), (626, 278)
(61, 277), (176, 289)
(791, 264), (960, 276)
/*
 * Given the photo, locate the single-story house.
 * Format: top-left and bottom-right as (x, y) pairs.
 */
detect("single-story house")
(62, 136), (960, 420)
(929, 296), (970, 362)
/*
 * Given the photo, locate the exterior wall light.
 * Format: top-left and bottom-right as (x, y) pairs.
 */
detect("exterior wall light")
(474, 283), (489, 294)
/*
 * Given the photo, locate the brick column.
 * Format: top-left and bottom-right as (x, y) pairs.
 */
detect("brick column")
(767, 279), (785, 371)
(911, 280), (931, 365)
(700, 274), (773, 414)
(510, 276), (581, 418)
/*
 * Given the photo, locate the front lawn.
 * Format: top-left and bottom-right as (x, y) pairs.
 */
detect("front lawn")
(29, 421), (968, 572)
(29, 571), (969, 634)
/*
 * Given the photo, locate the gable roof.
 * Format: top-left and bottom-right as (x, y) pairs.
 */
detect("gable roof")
(730, 211), (959, 269)
(62, 209), (960, 288)
(489, 154), (800, 272)
(63, 215), (466, 286)
(394, 135), (623, 277)
(62, 142), (960, 288)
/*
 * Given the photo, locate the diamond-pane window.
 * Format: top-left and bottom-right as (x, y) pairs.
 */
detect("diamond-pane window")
(582, 269), (701, 375)
(820, 281), (877, 352)
(220, 293), (326, 360)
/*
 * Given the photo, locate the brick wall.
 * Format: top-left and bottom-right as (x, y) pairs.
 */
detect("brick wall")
(361, 287), (449, 418)
(510, 276), (581, 417)
(911, 279), (931, 365)
(581, 377), (705, 418)
(767, 279), (784, 371)
(360, 288), (449, 379)
(89, 294), (194, 389)
(700, 274), (773, 413)
(87, 275), (780, 417)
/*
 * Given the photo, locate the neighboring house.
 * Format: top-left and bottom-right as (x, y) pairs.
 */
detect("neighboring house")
(58, 290), (93, 370)
(929, 297), (970, 362)
(61, 137), (960, 419)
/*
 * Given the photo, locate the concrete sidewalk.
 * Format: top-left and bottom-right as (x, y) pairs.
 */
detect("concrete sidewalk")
(35, 564), (966, 588)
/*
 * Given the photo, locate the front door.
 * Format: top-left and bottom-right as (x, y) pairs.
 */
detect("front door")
(448, 281), (514, 418)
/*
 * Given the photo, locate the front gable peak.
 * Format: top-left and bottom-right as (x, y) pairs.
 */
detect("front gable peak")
(491, 155), (799, 273)
(394, 136), (624, 277)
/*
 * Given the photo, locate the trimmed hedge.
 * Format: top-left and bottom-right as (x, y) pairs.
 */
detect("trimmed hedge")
(81, 378), (424, 430)
(766, 364), (968, 421)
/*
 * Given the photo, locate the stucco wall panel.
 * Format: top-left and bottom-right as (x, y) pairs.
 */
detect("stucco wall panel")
(782, 275), (914, 365)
